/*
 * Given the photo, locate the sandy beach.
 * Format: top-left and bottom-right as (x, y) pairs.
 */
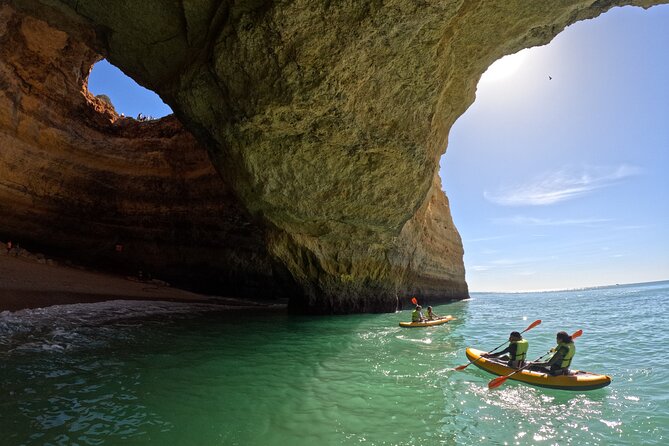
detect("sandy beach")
(0, 249), (283, 312)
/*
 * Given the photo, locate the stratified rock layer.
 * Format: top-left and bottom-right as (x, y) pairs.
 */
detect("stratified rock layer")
(0, 5), (297, 300)
(2, 0), (667, 312)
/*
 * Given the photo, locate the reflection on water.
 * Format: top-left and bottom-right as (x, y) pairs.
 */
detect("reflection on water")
(1, 282), (668, 445)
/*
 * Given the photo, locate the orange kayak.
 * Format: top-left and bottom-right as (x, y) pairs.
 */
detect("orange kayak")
(399, 315), (455, 327)
(465, 347), (612, 391)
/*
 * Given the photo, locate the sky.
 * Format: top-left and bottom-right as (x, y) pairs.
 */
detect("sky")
(440, 5), (669, 292)
(87, 60), (173, 118)
(86, 6), (668, 293)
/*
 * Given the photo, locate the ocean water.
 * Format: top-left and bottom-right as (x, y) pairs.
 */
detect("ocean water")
(1, 281), (668, 446)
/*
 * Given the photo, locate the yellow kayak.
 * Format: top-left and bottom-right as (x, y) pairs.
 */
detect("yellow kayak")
(399, 315), (455, 327)
(465, 347), (612, 391)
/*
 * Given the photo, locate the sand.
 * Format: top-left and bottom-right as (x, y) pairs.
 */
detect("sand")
(0, 251), (281, 312)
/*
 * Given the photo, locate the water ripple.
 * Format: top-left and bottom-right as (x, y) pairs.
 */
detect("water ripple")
(1, 283), (668, 445)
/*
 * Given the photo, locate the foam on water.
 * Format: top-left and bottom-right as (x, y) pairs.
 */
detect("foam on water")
(0, 300), (227, 354)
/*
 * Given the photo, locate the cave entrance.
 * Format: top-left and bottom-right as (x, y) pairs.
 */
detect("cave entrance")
(87, 59), (173, 120)
(440, 5), (669, 292)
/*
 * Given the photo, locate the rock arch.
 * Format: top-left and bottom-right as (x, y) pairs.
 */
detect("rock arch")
(2, 0), (665, 313)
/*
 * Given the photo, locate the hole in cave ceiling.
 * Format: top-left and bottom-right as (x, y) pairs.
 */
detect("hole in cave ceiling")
(87, 59), (173, 121)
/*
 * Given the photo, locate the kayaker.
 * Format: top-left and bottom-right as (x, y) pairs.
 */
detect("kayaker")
(532, 331), (575, 375)
(411, 305), (426, 322)
(425, 306), (440, 320)
(482, 331), (528, 368)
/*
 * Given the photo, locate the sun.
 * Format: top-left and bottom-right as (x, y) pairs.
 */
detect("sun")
(479, 49), (529, 83)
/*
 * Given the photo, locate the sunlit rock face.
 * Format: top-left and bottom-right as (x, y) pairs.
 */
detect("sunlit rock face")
(3, 0), (666, 313)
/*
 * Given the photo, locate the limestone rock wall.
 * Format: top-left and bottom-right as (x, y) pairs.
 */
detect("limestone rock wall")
(0, 4), (297, 299)
(3, 0), (667, 312)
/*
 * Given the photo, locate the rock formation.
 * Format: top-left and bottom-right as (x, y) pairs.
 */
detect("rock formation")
(1, 0), (666, 313)
(0, 4), (297, 300)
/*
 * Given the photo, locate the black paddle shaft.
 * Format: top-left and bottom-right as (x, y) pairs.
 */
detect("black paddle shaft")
(508, 351), (552, 376)
(486, 322), (538, 355)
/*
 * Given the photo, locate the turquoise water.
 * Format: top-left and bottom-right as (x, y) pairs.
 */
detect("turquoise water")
(1, 281), (668, 445)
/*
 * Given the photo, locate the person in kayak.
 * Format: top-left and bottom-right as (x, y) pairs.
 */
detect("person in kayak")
(425, 306), (440, 320)
(532, 331), (576, 375)
(411, 305), (426, 322)
(482, 331), (528, 368)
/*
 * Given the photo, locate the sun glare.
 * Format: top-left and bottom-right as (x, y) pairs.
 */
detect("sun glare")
(480, 49), (529, 83)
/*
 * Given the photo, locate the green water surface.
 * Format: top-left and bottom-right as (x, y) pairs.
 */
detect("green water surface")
(1, 281), (668, 445)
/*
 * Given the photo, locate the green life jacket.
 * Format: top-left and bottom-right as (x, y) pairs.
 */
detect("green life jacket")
(556, 341), (575, 368)
(411, 310), (422, 322)
(510, 339), (528, 361)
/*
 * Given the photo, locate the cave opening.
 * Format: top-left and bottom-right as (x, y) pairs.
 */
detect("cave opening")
(440, 5), (669, 293)
(87, 59), (173, 121)
(0, 3), (279, 301)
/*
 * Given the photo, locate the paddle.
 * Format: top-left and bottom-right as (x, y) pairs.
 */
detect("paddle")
(487, 329), (583, 389)
(454, 319), (542, 371)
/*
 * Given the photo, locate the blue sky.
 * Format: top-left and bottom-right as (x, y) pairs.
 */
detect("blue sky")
(441, 5), (669, 292)
(88, 60), (173, 118)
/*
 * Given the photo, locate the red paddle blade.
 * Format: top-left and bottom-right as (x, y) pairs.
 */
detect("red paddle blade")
(488, 376), (508, 389)
(454, 364), (468, 371)
(411, 297), (418, 305)
(524, 319), (542, 332)
(571, 329), (583, 339)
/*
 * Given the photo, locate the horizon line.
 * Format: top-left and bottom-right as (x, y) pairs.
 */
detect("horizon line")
(469, 278), (669, 294)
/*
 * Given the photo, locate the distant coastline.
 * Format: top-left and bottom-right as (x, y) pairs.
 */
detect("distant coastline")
(470, 279), (669, 295)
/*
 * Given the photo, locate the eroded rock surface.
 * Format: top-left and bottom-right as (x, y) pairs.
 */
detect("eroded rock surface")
(0, 4), (297, 300)
(2, 0), (666, 312)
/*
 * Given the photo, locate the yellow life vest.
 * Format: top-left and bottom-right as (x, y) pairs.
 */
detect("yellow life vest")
(511, 339), (528, 361)
(556, 341), (575, 368)
(411, 310), (422, 322)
